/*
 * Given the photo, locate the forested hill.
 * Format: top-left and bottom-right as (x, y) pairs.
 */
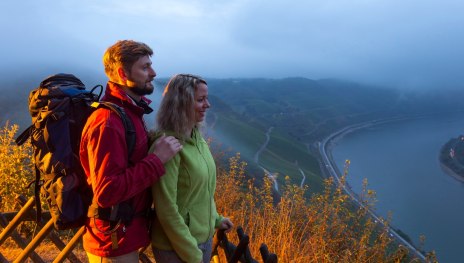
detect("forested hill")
(207, 77), (464, 142)
(204, 77), (464, 191)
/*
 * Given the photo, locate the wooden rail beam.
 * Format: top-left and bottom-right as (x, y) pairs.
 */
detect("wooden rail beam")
(13, 219), (54, 263)
(0, 213), (44, 263)
(15, 195), (82, 263)
(0, 197), (35, 246)
(53, 226), (85, 263)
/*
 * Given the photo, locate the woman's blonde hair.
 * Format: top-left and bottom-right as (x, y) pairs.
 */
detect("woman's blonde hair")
(156, 74), (207, 136)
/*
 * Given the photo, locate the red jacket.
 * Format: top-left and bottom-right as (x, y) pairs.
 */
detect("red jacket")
(79, 82), (165, 257)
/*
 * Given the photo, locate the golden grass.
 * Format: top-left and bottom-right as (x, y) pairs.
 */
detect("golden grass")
(215, 154), (437, 263)
(0, 238), (87, 262)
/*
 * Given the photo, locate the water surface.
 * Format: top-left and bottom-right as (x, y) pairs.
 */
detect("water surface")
(332, 115), (464, 263)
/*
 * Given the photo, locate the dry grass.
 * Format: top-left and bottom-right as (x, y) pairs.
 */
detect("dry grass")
(215, 154), (436, 263)
(0, 237), (87, 262)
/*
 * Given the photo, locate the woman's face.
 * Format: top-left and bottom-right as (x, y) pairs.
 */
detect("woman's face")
(194, 83), (210, 123)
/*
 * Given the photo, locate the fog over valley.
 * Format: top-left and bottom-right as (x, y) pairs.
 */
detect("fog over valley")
(2, 0), (464, 90)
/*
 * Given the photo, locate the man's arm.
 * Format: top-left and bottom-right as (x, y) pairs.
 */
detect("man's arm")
(80, 115), (181, 208)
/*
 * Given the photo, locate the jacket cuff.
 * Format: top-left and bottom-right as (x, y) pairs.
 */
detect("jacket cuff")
(215, 215), (225, 229)
(147, 153), (166, 177)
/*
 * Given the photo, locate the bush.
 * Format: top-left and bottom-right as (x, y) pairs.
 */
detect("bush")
(0, 122), (33, 211)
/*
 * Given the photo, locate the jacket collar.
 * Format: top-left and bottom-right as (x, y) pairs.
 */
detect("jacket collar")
(102, 81), (153, 116)
(155, 127), (201, 145)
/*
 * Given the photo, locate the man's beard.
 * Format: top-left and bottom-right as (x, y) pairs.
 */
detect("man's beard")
(131, 84), (154, 96)
(130, 82), (155, 96)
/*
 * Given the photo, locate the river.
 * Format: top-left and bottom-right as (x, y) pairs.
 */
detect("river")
(331, 114), (464, 263)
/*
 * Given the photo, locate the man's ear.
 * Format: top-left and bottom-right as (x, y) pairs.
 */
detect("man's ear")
(117, 67), (128, 82)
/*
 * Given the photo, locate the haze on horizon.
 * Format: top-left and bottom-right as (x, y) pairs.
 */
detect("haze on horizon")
(1, 0), (464, 90)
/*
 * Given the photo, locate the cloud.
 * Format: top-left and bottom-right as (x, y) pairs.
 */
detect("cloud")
(1, 0), (464, 89)
(226, 0), (464, 87)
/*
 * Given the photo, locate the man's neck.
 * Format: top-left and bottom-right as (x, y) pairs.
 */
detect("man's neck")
(111, 81), (142, 102)
(122, 87), (142, 102)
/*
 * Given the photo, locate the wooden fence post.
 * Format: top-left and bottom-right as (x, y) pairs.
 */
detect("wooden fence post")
(229, 234), (249, 263)
(237, 227), (257, 263)
(210, 227), (278, 263)
(260, 243), (278, 263)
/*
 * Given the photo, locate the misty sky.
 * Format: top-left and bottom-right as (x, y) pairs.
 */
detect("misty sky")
(2, 0), (464, 89)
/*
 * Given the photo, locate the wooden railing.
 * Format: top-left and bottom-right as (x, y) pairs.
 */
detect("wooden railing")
(212, 227), (278, 263)
(1, 195), (277, 262)
(0, 195), (85, 263)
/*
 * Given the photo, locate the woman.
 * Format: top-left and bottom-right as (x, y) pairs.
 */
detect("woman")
(149, 74), (233, 263)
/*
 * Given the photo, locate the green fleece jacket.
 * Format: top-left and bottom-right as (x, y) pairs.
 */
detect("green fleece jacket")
(149, 128), (223, 263)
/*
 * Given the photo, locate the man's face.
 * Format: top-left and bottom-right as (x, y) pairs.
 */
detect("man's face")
(125, 55), (156, 96)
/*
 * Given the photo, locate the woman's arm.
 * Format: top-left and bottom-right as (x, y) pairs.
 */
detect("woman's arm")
(151, 154), (203, 263)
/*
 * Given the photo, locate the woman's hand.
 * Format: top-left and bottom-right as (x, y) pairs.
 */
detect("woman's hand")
(219, 217), (234, 233)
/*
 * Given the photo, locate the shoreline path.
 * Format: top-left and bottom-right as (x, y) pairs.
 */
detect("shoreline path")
(254, 127), (279, 191)
(318, 118), (427, 261)
(254, 127), (308, 190)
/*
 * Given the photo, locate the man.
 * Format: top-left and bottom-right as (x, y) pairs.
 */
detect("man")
(80, 40), (182, 262)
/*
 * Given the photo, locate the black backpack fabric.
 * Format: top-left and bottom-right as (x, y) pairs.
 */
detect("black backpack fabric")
(15, 73), (136, 230)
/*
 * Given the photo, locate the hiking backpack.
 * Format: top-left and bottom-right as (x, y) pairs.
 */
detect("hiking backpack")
(15, 73), (136, 230)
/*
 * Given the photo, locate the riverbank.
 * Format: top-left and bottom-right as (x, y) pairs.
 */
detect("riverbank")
(318, 117), (427, 261)
(438, 137), (464, 183)
(439, 162), (464, 183)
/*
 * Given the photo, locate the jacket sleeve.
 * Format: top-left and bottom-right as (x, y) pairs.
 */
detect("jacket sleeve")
(151, 154), (203, 263)
(214, 206), (224, 229)
(80, 110), (165, 207)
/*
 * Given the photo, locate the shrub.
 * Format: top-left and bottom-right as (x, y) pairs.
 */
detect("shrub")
(0, 122), (33, 211)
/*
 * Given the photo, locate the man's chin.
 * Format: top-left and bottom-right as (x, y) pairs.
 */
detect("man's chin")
(131, 87), (153, 96)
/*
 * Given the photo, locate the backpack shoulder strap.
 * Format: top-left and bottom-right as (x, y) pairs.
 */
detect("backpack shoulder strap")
(91, 101), (136, 157)
(87, 101), (137, 232)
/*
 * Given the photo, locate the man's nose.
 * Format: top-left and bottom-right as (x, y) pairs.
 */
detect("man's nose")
(149, 67), (156, 78)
